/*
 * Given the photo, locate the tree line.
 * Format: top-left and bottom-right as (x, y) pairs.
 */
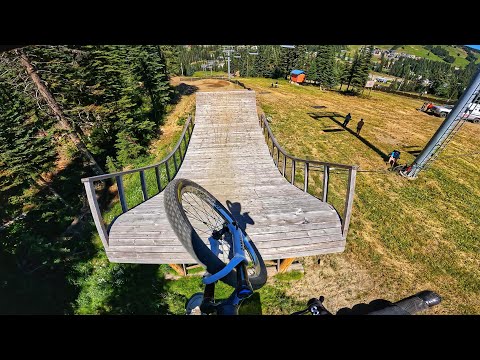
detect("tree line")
(385, 56), (478, 99)
(0, 45), (179, 313)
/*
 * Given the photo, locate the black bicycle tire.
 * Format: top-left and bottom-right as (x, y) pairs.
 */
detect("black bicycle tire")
(164, 178), (267, 290)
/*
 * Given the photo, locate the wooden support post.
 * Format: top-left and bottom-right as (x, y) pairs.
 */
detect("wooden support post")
(155, 166), (162, 192)
(291, 160), (296, 184)
(322, 165), (329, 202)
(341, 167), (358, 237)
(172, 152), (178, 173)
(282, 154), (287, 177)
(277, 147), (280, 167)
(116, 175), (128, 213)
(182, 136), (187, 160)
(267, 132), (271, 155)
(169, 264), (186, 276)
(178, 141), (183, 161)
(165, 159), (171, 182)
(304, 162), (309, 192)
(278, 258), (296, 273)
(139, 170), (148, 201)
(83, 180), (109, 249)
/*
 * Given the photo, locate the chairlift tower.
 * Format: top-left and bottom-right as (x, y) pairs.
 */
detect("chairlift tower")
(223, 46), (236, 80)
(401, 67), (480, 179)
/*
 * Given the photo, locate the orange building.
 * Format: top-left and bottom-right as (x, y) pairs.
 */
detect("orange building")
(290, 69), (305, 83)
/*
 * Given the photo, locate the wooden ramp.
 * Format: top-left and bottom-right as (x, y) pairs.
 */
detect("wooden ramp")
(83, 90), (357, 270)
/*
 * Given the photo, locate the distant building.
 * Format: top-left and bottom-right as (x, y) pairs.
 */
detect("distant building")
(290, 69), (306, 84)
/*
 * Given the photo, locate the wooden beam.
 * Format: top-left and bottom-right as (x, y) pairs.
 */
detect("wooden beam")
(169, 264), (186, 276)
(116, 175), (128, 213)
(322, 165), (329, 202)
(83, 181), (109, 249)
(341, 167), (358, 237)
(155, 166), (162, 192)
(139, 170), (148, 201)
(304, 162), (309, 192)
(278, 258), (296, 273)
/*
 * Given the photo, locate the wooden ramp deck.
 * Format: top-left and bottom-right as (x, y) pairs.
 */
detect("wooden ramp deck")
(82, 90), (357, 271)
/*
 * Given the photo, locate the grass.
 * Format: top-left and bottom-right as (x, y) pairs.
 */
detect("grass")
(76, 76), (479, 315)
(230, 77), (480, 314)
(397, 45), (443, 62)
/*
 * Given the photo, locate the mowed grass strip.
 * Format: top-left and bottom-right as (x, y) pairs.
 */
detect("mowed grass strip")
(240, 77), (480, 314)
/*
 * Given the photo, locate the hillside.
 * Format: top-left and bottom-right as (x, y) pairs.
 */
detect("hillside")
(347, 45), (480, 68)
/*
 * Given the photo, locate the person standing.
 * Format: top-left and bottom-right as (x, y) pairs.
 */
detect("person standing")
(388, 149), (401, 169)
(343, 113), (352, 127)
(356, 118), (364, 135)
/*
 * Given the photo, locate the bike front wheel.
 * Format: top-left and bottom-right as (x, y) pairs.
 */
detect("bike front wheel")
(164, 178), (267, 289)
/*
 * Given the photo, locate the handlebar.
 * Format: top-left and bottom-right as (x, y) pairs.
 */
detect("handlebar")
(368, 290), (441, 315)
(294, 290), (441, 315)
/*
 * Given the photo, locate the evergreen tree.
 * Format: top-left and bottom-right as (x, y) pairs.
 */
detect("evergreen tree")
(346, 51), (362, 91)
(316, 46), (337, 89)
(294, 45), (308, 69)
(279, 47), (296, 79)
(0, 68), (57, 193)
(252, 45), (270, 78)
(160, 45), (181, 76)
(378, 52), (385, 73)
(346, 46), (372, 92)
(308, 55), (319, 84)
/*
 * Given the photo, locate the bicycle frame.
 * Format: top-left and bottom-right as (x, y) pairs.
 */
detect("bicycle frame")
(202, 206), (259, 285)
(196, 209), (258, 315)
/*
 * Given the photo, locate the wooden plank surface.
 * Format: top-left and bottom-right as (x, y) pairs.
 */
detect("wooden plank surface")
(107, 90), (344, 264)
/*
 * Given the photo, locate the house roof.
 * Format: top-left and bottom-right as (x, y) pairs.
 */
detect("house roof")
(290, 69), (305, 75)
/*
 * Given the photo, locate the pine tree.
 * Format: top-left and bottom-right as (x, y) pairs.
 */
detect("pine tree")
(346, 51), (362, 91)
(294, 45), (307, 69)
(316, 46), (337, 89)
(160, 45), (181, 76)
(308, 55), (319, 84)
(18, 48), (104, 175)
(252, 45), (270, 78)
(378, 52), (385, 73)
(346, 46), (372, 93)
(279, 47), (296, 79)
(0, 60), (57, 201)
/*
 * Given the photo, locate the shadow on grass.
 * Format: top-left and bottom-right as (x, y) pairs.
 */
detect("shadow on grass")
(308, 111), (390, 161)
(239, 292), (263, 315)
(171, 83), (200, 104)
(407, 149), (422, 156)
(323, 128), (345, 133)
(106, 264), (169, 314)
(0, 154), (98, 314)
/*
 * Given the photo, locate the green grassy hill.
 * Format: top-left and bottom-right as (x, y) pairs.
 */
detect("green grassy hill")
(347, 45), (480, 68)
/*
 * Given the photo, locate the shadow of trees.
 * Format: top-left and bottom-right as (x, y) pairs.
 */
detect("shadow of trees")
(0, 154), (98, 314)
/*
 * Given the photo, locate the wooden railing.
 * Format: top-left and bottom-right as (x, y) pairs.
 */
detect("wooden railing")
(81, 116), (195, 249)
(259, 114), (358, 238)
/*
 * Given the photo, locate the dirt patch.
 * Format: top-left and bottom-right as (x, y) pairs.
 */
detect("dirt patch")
(170, 77), (240, 92)
(206, 80), (231, 88)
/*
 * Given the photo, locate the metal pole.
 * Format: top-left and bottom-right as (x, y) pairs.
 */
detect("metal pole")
(404, 68), (480, 178)
(227, 53), (231, 80)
